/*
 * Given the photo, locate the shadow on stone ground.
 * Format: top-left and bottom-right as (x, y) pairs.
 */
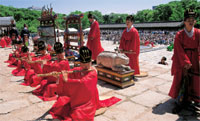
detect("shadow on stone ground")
(97, 79), (121, 90)
(34, 109), (51, 121)
(152, 99), (200, 121)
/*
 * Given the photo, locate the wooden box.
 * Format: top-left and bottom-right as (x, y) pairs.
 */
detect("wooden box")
(95, 66), (135, 88)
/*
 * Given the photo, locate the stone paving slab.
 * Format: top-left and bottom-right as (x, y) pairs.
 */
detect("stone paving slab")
(10, 76), (24, 82)
(0, 114), (22, 121)
(1, 82), (32, 93)
(103, 101), (148, 121)
(130, 90), (169, 107)
(0, 46), (199, 121)
(0, 92), (25, 102)
(157, 82), (172, 95)
(0, 99), (29, 114)
(36, 101), (55, 111)
(134, 110), (179, 121)
(148, 70), (168, 77)
(0, 68), (13, 77)
(94, 115), (113, 121)
(156, 73), (173, 81)
(137, 77), (166, 89)
(28, 95), (43, 104)
(12, 104), (47, 121)
(0, 76), (10, 84)
(115, 83), (148, 97)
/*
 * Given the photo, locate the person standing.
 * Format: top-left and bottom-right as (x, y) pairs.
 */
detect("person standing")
(20, 24), (30, 45)
(0, 33), (8, 48)
(169, 9), (200, 113)
(87, 13), (104, 63)
(9, 24), (19, 46)
(119, 15), (140, 75)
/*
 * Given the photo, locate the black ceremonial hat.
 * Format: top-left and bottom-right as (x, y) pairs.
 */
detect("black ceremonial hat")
(79, 46), (92, 63)
(22, 46), (29, 53)
(54, 42), (64, 54)
(38, 41), (46, 51)
(88, 12), (94, 19)
(16, 40), (23, 45)
(184, 9), (196, 20)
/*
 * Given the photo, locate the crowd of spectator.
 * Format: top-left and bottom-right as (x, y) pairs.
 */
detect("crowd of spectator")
(84, 29), (176, 46)
(1, 27), (176, 48)
(139, 30), (176, 45)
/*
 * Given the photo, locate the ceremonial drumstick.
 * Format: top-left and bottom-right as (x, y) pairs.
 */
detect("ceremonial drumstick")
(117, 49), (136, 54)
(121, 50), (136, 54)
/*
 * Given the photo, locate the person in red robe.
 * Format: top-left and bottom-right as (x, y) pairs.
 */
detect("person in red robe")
(33, 42), (70, 101)
(0, 35), (8, 48)
(119, 15), (140, 75)
(4, 32), (19, 63)
(0, 31), (11, 48)
(87, 13), (104, 63)
(4, 41), (17, 63)
(48, 46), (121, 121)
(144, 40), (150, 46)
(21, 41), (51, 86)
(11, 46), (35, 76)
(169, 9), (200, 113)
(47, 44), (53, 52)
(7, 40), (23, 68)
(5, 35), (11, 47)
(9, 24), (20, 46)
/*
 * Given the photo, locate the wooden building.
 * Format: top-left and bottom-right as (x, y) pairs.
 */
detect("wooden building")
(0, 16), (15, 36)
(99, 21), (184, 31)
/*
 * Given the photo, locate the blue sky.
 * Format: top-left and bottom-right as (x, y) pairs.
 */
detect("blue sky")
(0, 0), (182, 15)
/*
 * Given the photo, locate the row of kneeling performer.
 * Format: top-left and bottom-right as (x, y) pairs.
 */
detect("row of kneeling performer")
(5, 40), (121, 120)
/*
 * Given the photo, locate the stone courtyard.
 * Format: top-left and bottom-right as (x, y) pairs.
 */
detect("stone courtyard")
(0, 43), (199, 121)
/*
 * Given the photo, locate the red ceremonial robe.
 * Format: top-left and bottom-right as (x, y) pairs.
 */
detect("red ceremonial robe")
(32, 59), (70, 101)
(20, 56), (38, 86)
(11, 53), (35, 76)
(5, 37), (11, 46)
(47, 44), (52, 52)
(0, 37), (7, 48)
(5, 48), (20, 64)
(119, 27), (140, 74)
(4, 53), (13, 63)
(49, 67), (121, 121)
(169, 28), (200, 103)
(87, 20), (104, 60)
(21, 54), (51, 86)
(144, 40), (150, 46)
(7, 48), (22, 68)
(5, 52), (16, 63)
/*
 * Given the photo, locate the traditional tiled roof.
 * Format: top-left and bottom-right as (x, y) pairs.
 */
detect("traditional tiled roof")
(0, 16), (15, 27)
(99, 21), (184, 29)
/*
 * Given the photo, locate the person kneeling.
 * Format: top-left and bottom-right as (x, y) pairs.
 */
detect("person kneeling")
(49, 46), (121, 121)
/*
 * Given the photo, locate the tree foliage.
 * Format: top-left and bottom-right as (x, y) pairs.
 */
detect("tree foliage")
(134, 0), (200, 27)
(0, 0), (199, 33)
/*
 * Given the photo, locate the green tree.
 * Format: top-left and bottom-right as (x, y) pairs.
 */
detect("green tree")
(152, 4), (172, 21)
(0, 0), (200, 34)
(14, 11), (25, 21)
(135, 9), (153, 22)
(103, 15), (110, 24)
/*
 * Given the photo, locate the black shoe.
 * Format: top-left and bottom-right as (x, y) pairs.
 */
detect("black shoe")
(132, 75), (138, 81)
(172, 103), (183, 114)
